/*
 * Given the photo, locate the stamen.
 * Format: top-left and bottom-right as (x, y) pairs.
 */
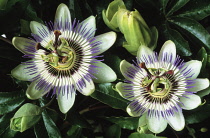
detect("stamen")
(35, 43), (42, 50)
(61, 56), (68, 63)
(139, 62), (146, 69)
(139, 62), (152, 75)
(54, 30), (62, 46)
(165, 70), (174, 75)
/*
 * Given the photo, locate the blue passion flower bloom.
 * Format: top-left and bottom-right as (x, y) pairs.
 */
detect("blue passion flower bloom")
(11, 3), (117, 113)
(116, 40), (209, 133)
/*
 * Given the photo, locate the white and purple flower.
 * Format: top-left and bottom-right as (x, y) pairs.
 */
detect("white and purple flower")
(11, 3), (117, 113)
(116, 40), (209, 133)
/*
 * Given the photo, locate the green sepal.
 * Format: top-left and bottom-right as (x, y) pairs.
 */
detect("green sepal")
(10, 103), (42, 132)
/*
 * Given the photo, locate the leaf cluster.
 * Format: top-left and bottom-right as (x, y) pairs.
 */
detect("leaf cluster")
(0, 0), (210, 137)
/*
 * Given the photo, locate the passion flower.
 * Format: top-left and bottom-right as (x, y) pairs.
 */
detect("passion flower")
(116, 40), (209, 133)
(11, 3), (117, 113)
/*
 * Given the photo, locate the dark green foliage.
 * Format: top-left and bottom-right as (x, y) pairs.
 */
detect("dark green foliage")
(0, 0), (210, 137)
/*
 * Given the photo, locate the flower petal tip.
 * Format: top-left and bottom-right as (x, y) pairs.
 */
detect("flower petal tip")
(57, 92), (75, 114)
(92, 62), (117, 83)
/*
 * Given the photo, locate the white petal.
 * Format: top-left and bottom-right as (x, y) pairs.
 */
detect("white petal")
(180, 60), (202, 79)
(115, 82), (135, 101)
(137, 45), (153, 60)
(126, 102), (141, 117)
(187, 78), (209, 92)
(54, 3), (71, 28)
(120, 60), (135, 81)
(147, 116), (167, 133)
(180, 94), (201, 110)
(57, 91), (75, 114)
(12, 37), (36, 54)
(26, 81), (49, 100)
(91, 61), (117, 83)
(92, 31), (117, 56)
(115, 82), (127, 98)
(76, 79), (95, 96)
(167, 110), (185, 131)
(158, 40), (176, 63)
(30, 21), (49, 38)
(81, 16), (96, 37)
(11, 63), (37, 81)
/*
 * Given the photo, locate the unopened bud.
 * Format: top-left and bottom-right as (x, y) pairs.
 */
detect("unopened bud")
(102, 0), (126, 31)
(10, 103), (42, 132)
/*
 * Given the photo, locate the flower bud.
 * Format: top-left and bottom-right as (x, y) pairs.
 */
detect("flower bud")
(102, 0), (126, 31)
(10, 103), (42, 132)
(117, 8), (158, 55)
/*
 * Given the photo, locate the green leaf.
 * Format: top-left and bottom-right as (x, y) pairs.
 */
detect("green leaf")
(81, 0), (93, 16)
(20, 19), (31, 35)
(0, 113), (13, 135)
(24, 3), (42, 22)
(1, 127), (17, 138)
(162, 23), (192, 56)
(0, 0), (30, 34)
(40, 99), (61, 138)
(34, 119), (49, 138)
(128, 132), (164, 138)
(104, 54), (124, 80)
(197, 87), (210, 98)
(91, 83), (129, 110)
(0, 0), (8, 10)
(185, 104), (210, 124)
(103, 116), (139, 130)
(0, 91), (25, 115)
(68, 0), (83, 20)
(67, 125), (83, 138)
(176, 0), (210, 20)
(41, 110), (62, 138)
(105, 124), (121, 138)
(167, 0), (190, 16)
(66, 107), (91, 128)
(160, 0), (169, 14)
(169, 17), (210, 50)
(196, 47), (208, 77)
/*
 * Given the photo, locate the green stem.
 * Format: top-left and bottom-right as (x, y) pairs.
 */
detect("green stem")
(41, 96), (55, 109)
(79, 105), (109, 114)
(170, 127), (179, 138)
(186, 124), (196, 138)
(0, 36), (12, 45)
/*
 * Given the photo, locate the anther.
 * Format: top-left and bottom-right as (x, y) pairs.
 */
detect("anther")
(61, 56), (68, 63)
(165, 70), (174, 75)
(139, 62), (151, 75)
(54, 30), (62, 46)
(35, 43), (42, 50)
(139, 62), (146, 69)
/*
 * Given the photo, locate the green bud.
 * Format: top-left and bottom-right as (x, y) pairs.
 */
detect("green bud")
(118, 9), (144, 55)
(200, 127), (208, 132)
(10, 103), (42, 132)
(118, 8), (158, 55)
(102, 0), (126, 31)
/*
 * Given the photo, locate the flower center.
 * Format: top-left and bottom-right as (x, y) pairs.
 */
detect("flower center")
(140, 63), (173, 98)
(40, 30), (76, 70)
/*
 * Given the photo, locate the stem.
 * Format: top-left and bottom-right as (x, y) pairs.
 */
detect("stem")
(79, 105), (109, 114)
(186, 124), (196, 138)
(170, 127), (179, 138)
(0, 36), (12, 45)
(41, 96), (55, 109)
